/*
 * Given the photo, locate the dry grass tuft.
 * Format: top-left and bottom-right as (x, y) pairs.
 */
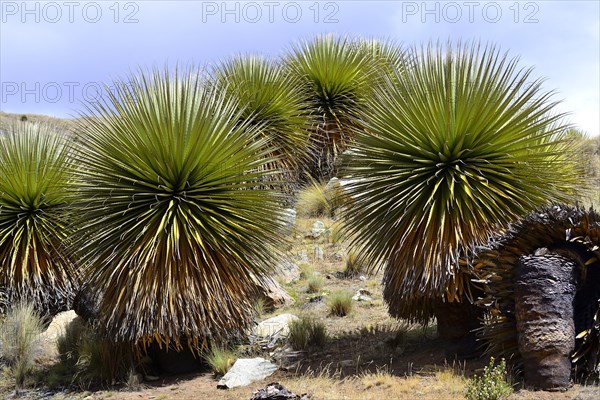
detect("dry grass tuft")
(204, 345), (237, 376)
(328, 290), (353, 317)
(0, 301), (45, 389)
(288, 315), (328, 350)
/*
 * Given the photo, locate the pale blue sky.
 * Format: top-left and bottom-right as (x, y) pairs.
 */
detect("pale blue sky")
(1, 0), (599, 136)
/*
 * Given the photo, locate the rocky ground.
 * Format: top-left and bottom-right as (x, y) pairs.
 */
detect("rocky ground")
(2, 215), (600, 399)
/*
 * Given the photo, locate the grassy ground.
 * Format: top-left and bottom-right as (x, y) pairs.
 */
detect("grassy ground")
(2, 214), (600, 399)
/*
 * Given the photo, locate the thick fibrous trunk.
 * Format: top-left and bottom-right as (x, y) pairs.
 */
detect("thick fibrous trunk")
(514, 251), (578, 390)
(73, 283), (101, 323)
(434, 299), (483, 359)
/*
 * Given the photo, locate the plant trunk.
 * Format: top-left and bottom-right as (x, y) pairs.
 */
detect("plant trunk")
(434, 299), (482, 359)
(305, 120), (344, 182)
(514, 250), (578, 390)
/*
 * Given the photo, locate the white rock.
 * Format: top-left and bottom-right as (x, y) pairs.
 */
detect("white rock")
(254, 313), (299, 338)
(311, 220), (326, 237)
(352, 294), (373, 302)
(352, 288), (373, 302)
(217, 357), (278, 389)
(42, 310), (78, 341)
(39, 310), (80, 357)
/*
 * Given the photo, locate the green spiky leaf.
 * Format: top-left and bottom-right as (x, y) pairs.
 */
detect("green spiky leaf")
(0, 122), (78, 315)
(212, 55), (312, 179)
(73, 68), (288, 351)
(342, 42), (582, 322)
(285, 34), (407, 179)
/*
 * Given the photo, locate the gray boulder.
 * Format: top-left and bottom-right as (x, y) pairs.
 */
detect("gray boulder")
(275, 260), (301, 284)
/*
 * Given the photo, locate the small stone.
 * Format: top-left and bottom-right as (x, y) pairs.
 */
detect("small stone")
(358, 275), (367, 281)
(297, 251), (309, 264)
(307, 295), (324, 303)
(339, 360), (354, 367)
(314, 246), (324, 261)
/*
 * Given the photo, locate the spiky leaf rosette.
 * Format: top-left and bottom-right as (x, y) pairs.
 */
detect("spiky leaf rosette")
(342, 42), (581, 323)
(0, 122), (77, 316)
(73, 68), (287, 351)
(285, 35), (406, 180)
(474, 204), (600, 378)
(212, 55), (312, 185)
(355, 37), (409, 83)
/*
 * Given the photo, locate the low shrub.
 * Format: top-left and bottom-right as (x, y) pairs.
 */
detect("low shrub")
(56, 317), (85, 369)
(328, 222), (345, 245)
(252, 298), (266, 319)
(298, 263), (314, 279)
(125, 368), (143, 391)
(55, 320), (134, 387)
(296, 181), (330, 217)
(465, 357), (512, 400)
